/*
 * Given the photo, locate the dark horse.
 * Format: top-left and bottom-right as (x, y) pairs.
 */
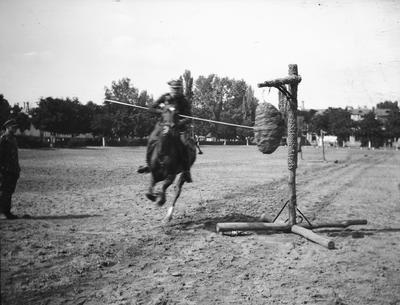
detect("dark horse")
(145, 104), (197, 221)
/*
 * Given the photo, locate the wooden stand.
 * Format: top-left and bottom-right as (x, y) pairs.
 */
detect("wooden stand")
(215, 65), (367, 249)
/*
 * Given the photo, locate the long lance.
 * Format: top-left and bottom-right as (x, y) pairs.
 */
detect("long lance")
(104, 99), (254, 130)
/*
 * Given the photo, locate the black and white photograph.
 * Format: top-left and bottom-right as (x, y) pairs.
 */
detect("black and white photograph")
(1, 0), (400, 304)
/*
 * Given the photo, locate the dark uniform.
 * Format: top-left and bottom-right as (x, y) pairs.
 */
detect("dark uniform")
(0, 120), (20, 219)
(138, 79), (193, 182)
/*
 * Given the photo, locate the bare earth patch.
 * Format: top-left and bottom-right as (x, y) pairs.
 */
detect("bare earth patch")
(1, 146), (400, 305)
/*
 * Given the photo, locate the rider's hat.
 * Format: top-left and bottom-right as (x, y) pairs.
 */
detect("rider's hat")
(167, 79), (183, 89)
(2, 119), (18, 129)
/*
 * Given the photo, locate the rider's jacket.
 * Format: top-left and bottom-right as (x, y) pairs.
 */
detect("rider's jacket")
(0, 133), (20, 175)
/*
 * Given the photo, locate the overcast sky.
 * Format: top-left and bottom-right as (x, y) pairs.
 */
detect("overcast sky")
(1, 0), (399, 110)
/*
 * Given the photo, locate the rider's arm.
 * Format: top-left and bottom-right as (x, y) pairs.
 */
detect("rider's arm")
(177, 97), (192, 127)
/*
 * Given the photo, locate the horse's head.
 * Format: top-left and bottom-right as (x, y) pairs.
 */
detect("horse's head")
(159, 103), (179, 136)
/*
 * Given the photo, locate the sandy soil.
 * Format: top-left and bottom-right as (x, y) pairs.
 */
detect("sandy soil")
(1, 145), (400, 305)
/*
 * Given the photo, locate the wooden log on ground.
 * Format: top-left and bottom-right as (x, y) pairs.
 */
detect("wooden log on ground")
(299, 219), (367, 229)
(216, 222), (291, 233)
(216, 219), (367, 234)
(292, 225), (335, 249)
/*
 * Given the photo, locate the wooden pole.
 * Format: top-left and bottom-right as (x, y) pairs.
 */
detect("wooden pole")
(321, 130), (326, 161)
(287, 64), (299, 225)
(215, 219), (367, 233)
(214, 65), (368, 249)
(292, 225), (335, 249)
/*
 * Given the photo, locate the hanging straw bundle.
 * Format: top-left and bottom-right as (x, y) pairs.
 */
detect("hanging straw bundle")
(254, 102), (285, 154)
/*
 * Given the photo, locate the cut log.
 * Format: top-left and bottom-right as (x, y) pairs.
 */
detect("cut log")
(216, 220), (367, 234)
(257, 75), (302, 87)
(299, 219), (367, 229)
(292, 225), (335, 249)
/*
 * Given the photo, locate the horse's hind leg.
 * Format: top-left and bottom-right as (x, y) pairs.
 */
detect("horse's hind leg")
(165, 174), (185, 222)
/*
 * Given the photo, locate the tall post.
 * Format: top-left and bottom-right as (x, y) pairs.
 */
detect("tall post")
(287, 64), (299, 225)
(321, 130), (326, 161)
(217, 65), (368, 250)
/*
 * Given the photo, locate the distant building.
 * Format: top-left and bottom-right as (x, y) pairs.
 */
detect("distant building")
(346, 106), (372, 121)
(319, 135), (338, 147)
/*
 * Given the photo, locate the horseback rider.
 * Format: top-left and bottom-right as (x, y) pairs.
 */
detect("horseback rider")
(138, 79), (193, 182)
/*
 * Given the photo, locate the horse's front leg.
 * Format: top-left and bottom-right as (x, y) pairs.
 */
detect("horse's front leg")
(145, 175), (157, 202)
(165, 173), (185, 222)
(156, 175), (174, 207)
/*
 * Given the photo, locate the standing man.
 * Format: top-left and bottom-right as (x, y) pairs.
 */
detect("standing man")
(137, 79), (193, 182)
(0, 119), (20, 219)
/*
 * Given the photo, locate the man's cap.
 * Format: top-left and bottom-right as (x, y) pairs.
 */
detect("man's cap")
(167, 79), (183, 88)
(2, 119), (18, 129)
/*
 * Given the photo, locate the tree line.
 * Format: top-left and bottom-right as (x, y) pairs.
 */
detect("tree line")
(1, 70), (399, 148)
(299, 101), (400, 147)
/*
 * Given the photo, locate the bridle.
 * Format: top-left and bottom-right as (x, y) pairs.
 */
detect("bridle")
(159, 104), (177, 135)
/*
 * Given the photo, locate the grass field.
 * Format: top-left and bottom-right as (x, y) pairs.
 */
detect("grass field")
(1, 145), (400, 305)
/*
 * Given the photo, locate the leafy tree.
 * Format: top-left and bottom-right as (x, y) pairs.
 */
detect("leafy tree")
(182, 70), (194, 105)
(220, 79), (251, 140)
(104, 78), (139, 138)
(90, 110), (114, 138)
(377, 100), (399, 110)
(383, 110), (400, 143)
(192, 75), (217, 137)
(355, 112), (384, 148)
(298, 109), (316, 133)
(1, 95), (31, 133)
(237, 86), (258, 140)
(85, 102), (107, 137)
(192, 75), (257, 140)
(325, 108), (353, 145)
(375, 100), (400, 145)
(310, 108), (353, 146)
(310, 113), (329, 134)
(193, 75), (231, 138)
(104, 78), (153, 139)
(10, 104), (31, 133)
(134, 90), (155, 138)
(182, 70), (198, 136)
(31, 97), (87, 135)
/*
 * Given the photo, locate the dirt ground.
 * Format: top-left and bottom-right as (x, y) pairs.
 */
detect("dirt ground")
(1, 145), (400, 305)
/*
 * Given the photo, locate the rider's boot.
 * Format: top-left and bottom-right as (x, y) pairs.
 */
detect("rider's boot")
(137, 165), (150, 173)
(138, 143), (152, 173)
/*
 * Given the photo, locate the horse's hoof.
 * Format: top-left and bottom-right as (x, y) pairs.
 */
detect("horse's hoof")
(156, 197), (166, 206)
(146, 193), (156, 201)
(164, 207), (174, 222)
